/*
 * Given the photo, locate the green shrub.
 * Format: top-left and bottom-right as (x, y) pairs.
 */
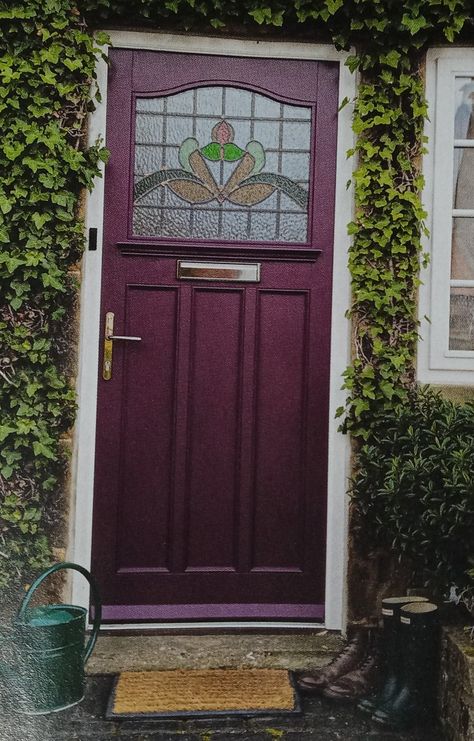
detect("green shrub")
(351, 387), (474, 605)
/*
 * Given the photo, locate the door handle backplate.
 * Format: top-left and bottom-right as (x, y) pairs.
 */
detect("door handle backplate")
(102, 312), (141, 380)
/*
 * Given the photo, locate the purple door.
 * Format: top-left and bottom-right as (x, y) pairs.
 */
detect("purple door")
(91, 49), (339, 622)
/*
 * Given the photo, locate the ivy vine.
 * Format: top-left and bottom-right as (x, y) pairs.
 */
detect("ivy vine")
(0, 1), (107, 589)
(340, 59), (429, 436)
(1, 0), (473, 595)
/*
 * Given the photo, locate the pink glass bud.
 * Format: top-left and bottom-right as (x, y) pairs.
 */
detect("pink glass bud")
(211, 120), (234, 144)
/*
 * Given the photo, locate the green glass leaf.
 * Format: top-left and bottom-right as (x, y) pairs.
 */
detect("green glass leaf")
(179, 137), (199, 172)
(246, 141), (265, 173)
(201, 142), (221, 161)
(223, 143), (245, 161)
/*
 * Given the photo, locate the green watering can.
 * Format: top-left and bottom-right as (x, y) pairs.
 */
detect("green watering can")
(0, 562), (101, 715)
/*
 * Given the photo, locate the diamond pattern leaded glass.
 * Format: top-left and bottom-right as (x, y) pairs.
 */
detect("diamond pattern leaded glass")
(133, 87), (312, 243)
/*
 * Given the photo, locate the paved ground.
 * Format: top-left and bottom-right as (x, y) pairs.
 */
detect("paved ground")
(0, 675), (444, 741)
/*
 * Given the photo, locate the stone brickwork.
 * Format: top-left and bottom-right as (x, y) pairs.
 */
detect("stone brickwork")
(439, 626), (474, 740)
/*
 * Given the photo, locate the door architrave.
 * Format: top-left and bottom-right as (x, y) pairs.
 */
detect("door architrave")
(71, 30), (355, 631)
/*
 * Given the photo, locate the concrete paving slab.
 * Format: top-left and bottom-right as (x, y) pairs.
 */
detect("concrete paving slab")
(87, 632), (345, 674)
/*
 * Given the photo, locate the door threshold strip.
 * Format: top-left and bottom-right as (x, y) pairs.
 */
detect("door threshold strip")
(88, 621), (328, 631)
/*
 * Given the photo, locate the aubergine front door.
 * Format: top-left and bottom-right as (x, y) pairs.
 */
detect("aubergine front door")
(91, 49), (339, 622)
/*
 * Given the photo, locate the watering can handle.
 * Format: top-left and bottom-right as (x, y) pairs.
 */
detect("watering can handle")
(17, 562), (102, 664)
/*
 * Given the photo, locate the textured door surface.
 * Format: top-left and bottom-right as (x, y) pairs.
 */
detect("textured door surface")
(91, 49), (339, 622)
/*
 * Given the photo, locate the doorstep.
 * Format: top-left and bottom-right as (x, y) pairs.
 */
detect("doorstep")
(86, 631), (344, 674)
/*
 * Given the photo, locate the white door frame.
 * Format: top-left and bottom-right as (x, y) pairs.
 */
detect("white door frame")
(70, 31), (355, 631)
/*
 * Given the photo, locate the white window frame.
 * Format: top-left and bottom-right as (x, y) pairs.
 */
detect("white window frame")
(419, 48), (474, 383)
(70, 31), (355, 631)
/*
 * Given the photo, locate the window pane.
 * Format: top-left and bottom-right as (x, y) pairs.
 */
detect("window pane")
(451, 218), (474, 280)
(454, 77), (474, 139)
(453, 148), (474, 209)
(135, 115), (164, 145)
(224, 88), (253, 117)
(136, 98), (164, 113)
(254, 96), (281, 119)
(449, 288), (474, 351)
(282, 122), (311, 149)
(283, 104), (311, 121)
(132, 86), (311, 243)
(166, 89), (194, 114)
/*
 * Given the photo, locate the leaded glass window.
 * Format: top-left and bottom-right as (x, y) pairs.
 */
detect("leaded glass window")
(133, 86), (311, 244)
(450, 77), (474, 350)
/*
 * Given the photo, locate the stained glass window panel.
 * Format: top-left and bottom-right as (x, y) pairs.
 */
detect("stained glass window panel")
(133, 86), (311, 243)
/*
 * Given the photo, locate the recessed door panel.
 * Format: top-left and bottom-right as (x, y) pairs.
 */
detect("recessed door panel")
(185, 287), (244, 570)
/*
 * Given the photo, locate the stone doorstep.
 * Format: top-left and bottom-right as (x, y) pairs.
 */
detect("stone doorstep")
(86, 631), (344, 675)
(439, 626), (474, 741)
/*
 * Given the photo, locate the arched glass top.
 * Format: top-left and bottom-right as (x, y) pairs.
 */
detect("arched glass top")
(132, 86), (312, 243)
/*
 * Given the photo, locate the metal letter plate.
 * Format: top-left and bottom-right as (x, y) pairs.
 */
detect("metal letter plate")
(177, 261), (260, 282)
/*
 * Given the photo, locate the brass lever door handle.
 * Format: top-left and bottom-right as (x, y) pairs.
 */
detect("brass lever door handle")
(102, 312), (141, 380)
(106, 334), (142, 341)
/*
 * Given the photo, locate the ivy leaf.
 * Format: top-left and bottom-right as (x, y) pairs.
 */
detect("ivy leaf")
(63, 58), (83, 72)
(1, 465), (14, 479)
(32, 441), (57, 460)
(380, 50), (401, 68)
(326, 0), (344, 14)
(95, 32), (110, 45)
(345, 55), (360, 73)
(380, 381), (395, 400)
(9, 297), (23, 310)
(32, 212), (50, 229)
(0, 195), (12, 214)
(39, 66), (57, 85)
(248, 7), (272, 24)
(3, 141), (25, 160)
(0, 425), (17, 442)
(401, 13), (428, 36)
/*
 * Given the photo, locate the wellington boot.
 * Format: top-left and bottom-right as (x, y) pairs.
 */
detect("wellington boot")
(358, 595), (428, 715)
(372, 602), (440, 730)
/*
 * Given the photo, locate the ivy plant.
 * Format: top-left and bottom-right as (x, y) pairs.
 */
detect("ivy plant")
(0, 0), (107, 589)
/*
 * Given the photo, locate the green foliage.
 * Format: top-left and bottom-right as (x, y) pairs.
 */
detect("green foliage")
(79, 0), (471, 51)
(340, 63), (429, 436)
(0, 0), (106, 588)
(351, 388), (474, 604)
(1, 0), (473, 599)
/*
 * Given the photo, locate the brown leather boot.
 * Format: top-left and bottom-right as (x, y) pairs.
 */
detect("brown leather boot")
(322, 650), (380, 700)
(296, 630), (369, 694)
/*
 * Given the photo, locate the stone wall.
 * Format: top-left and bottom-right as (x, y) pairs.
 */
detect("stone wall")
(439, 626), (474, 741)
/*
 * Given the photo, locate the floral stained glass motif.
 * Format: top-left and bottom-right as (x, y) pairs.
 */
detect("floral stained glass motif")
(133, 87), (312, 243)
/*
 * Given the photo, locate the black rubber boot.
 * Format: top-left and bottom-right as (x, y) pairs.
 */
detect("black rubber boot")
(372, 602), (440, 730)
(358, 595), (428, 715)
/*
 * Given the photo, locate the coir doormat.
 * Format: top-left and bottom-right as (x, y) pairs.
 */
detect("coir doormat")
(106, 668), (301, 719)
